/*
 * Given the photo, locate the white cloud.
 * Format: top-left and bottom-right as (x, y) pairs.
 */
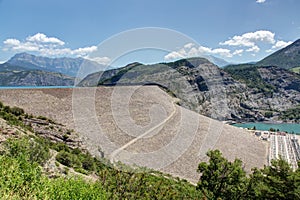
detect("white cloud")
(85, 56), (111, 65)
(72, 46), (98, 56)
(164, 43), (233, 61)
(211, 48), (232, 57)
(246, 46), (260, 52)
(3, 33), (99, 58)
(232, 49), (244, 56)
(26, 33), (65, 46)
(184, 43), (195, 49)
(256, 0), (266, 3)
(3, 38), (39, 52)
(271, 40), (292, 49)
(3, 38), (20, 46)
(220, 30), (275, 51)
(164, 51), (184, 60)
(266, 40), (293, 52)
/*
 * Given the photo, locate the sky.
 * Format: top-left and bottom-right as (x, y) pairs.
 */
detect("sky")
(1, 0), (300, 67)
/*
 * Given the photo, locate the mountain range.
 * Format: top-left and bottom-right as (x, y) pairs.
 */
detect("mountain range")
(1, 39), (300, 121)
(0, 65), (75, 87)
(6, 52), (105, 78)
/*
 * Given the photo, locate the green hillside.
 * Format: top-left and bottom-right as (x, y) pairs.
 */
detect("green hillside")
(257, 39), (300, 69)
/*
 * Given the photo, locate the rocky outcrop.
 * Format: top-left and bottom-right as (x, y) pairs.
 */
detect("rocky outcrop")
(24, 118), (83, 149)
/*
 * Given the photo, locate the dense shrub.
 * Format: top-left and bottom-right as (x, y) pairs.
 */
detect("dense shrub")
(4, 137), (50, 165)
(0, 155), (107, 199)
(197, 150), (300, 200)
(56, 150), (81, 168)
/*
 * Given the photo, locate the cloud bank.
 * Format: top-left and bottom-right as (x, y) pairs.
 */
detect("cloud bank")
(164, 43), (232, 61)
(220, 30), (275, 53)
(2, 33), (110, 64)
(165, 30), (292, 61)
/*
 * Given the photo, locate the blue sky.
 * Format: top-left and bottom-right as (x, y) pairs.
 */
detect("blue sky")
(1, 0), (300, 66)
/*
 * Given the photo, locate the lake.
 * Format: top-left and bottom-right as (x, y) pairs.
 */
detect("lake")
(232, 122), (300, 134)
(0, 86), (75, 90)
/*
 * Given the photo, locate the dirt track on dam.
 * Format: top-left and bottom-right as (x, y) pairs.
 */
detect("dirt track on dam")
(0, 86), (268, 183)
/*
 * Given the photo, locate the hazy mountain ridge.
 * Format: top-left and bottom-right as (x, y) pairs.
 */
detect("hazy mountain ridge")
(7, 52), (104, 77)
(0, 69), (74, 86)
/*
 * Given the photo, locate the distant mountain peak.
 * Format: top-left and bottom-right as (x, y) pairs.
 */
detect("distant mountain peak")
(257, 38), (300, 69)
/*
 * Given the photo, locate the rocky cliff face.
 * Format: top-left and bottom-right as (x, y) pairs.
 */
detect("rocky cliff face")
(224, 65), (300, 122)
(79, 57), (300, 122)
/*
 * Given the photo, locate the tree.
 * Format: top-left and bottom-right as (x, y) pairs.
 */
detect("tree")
(247, 158), (300, 199)
(264, 111), (273, 118)
(197, 150), (247, 200)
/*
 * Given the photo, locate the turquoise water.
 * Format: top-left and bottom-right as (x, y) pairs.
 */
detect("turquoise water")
(0, 86), (75, 89)
(233, 123), (300, 134)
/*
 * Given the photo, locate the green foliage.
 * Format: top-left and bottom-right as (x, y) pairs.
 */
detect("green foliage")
(197, 150), (300, 200)
(0, 155), (44, 199)
(55, 144), (96, 172)
(264, 111), (273, 118)
(0, 101), (203, 199)
(280, 105), (300, 122)
(224, 64), (276, 94)
(0, 135), (202, 199)
(44, 177), (107, 200)
(247, 159), (300, 199)
(290, 66), (300, 74)
(9, 106), (25, 116)
(2, 132), (300, 199)
(56, 150), (81, 168)
(0, 101), (32, 131)
(98, 168), (202, 199)
(0, 155), (107, 199)
(4, 136), (50, 165)
(197, 150), (247, 199)
(269, 127), (276, 132)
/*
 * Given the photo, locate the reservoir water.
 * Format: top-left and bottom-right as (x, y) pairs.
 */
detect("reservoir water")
(232, 122), (300, 134)
(0, 86), (75, 89)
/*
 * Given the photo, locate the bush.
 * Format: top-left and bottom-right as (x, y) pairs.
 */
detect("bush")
(265, 111), (273, 118)
(4, 137), (50, 165)
(0, 155), (107, 199)
(56, 151), (81, 168)
(10, 106), (25, 116)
